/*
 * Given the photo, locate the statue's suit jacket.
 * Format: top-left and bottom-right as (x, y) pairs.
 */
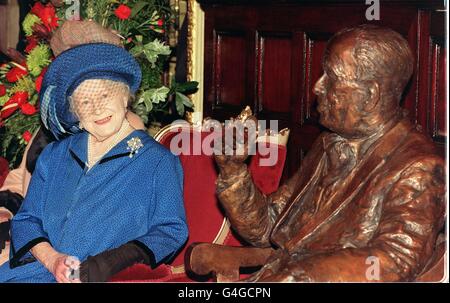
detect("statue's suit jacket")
(217, 118), (446, 281)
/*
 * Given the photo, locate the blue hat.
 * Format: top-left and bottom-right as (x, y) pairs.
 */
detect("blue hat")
(40, 43), (142, 139)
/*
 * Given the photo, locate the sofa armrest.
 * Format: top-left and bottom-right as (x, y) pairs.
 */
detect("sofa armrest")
(185, 243), (273, 282)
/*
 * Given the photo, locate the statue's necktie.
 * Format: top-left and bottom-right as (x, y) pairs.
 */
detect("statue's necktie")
(313, 134), (358, 212)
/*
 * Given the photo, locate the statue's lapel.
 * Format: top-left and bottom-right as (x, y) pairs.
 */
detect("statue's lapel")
(270, 135), (328, 246)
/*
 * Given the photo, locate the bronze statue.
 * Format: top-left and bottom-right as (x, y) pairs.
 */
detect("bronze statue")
(201, 25), (446, 282)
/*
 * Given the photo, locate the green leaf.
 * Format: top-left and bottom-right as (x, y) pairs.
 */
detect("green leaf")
(176, 81), (199, 93)
(0, 95), (9, 106)
(148, 40), (171, 56)
(141, 86), (169, 106)
(131, 1), (148, 18)
(176, 92), (194, 108)
(175, 93), (185, 116)
(129, 45), (144, 57)
(140, 39), (171, 67)
(142, 50), (158, 67)
(150, 86), (170, 104)
(29, 94), (39, 106)
(131, 103), (149, 125)
(143, 98), (153, 112)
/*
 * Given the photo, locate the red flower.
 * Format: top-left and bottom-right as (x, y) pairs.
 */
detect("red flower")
(31, 2), (59, 31)
(22, 130), (33, 143)
(0, 92), (29, 119)
(157, 19), (164, 26)
(25, 36), (39, 53)
(1, 100), (18, 118)
(11, 91), (29, 106)
(0, 84), (6, 97)
(1, 102), (19, 119)
(20, 102), (38, 115)
(30, 2), (45, 16)
(114, 4), (132, 20)
(5, 67), (28, 83)
(32, 23), (52, 40)
(35, 67), (47, 93)
(35, 75), (43, 92)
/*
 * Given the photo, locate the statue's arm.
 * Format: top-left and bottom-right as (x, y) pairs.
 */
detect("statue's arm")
(216, 165), (301, 247)
(215, 133), (326, 247)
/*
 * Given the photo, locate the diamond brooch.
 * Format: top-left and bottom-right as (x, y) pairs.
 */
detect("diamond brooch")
(127, 137), (143, 158)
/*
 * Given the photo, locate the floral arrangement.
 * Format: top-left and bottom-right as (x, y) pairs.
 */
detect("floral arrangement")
(0, 0), (197, 168)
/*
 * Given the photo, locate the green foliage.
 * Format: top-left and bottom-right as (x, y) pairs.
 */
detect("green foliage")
(172, 81), (198, 116)
(0, 112), (40, 168)
(130, 38), (171, 68)
(26, 44), (52, 77)
(0, 95), (9, 106)
(139, 62), (163, 90)
(9, 76), (36, 96)
(175, 92), (194, 116)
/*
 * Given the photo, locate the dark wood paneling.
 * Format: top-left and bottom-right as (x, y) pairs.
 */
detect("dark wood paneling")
(201, 1), (447, 176)
(430, 38), (446, 140)
(428, 11), (446, 157)
(257, 32), (293, 114)
(287, 32), (330, 176)
(214, 32), (247, 107)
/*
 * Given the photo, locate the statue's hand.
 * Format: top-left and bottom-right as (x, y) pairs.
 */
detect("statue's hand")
(214, 154), (249, 178)
(209, 116), (258, 178)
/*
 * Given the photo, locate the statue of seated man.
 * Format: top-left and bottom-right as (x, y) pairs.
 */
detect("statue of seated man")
(214, 24), (446, 282)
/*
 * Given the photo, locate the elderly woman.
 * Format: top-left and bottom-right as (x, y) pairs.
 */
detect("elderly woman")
(0, 20), (146, 260)
(0, 43), (188, 282)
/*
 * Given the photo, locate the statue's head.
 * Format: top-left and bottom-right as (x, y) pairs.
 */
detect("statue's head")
(313, 25), (414, 139)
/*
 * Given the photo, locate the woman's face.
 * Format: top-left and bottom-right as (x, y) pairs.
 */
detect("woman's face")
(71, 79), (129, 142)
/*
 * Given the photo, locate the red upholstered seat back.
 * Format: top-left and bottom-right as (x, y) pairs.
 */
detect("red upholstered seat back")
(110, 124), (287, 282)
(157, 129), (241, 270)
(0, 157), (9, 188)
(249, 143), (287, 195)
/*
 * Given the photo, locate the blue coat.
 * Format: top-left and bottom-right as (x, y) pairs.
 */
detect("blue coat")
(0, 130), (188, 282)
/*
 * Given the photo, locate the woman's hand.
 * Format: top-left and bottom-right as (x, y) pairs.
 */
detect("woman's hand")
(31, 242), (81, 283)
(47, 253), (81, 283)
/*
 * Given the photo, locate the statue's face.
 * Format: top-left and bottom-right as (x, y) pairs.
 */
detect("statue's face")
(313, 41), (371, 138)
(71, 79), (129, 142)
